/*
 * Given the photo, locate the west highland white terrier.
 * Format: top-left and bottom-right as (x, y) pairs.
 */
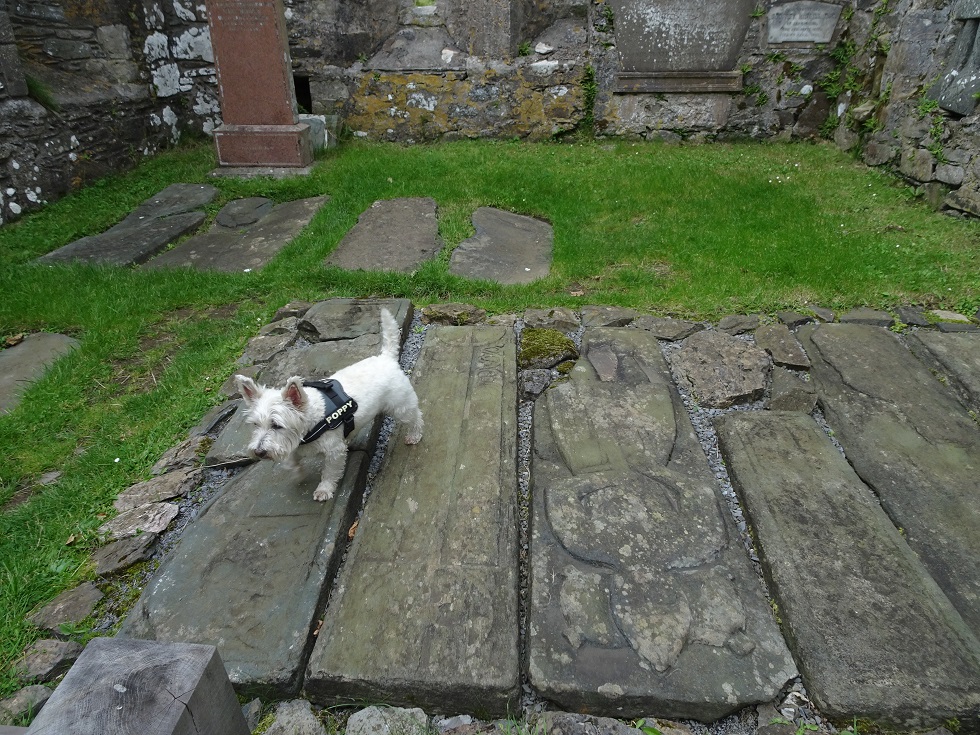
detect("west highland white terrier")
(235, 308), (423, 501)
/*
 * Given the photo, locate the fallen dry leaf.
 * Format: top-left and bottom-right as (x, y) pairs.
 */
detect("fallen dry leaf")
(347, 520), (358, 541)
(4, 333), (25, 347)
(65, 534), (77, 546)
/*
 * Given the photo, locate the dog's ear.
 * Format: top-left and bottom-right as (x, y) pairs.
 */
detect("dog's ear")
(236, 375), (261, 406)
(283, 377), (308, 410)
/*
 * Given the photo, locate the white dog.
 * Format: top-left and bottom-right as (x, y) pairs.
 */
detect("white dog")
(235, 308), (423, 501)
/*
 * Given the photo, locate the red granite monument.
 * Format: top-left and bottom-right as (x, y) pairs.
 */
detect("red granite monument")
(207, 0), (313, 168)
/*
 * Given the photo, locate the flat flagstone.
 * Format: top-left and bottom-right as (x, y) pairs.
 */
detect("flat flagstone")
(326, 197), (442, 273)
(145, 196), (328, 272)
(0, 333), (79, 414)
(98, 502), (178, 540)
(528, 328), (796, 721)
(113, 468), (201, 512)
(907, 330), (980, 413)
(754, 323), (810, 368)
(37, 184), (217, 266)
(715, 411), (980, 728)
(120, 449), (367, 697)
(306, 326), (520, 716)
(448, 207), (552, 284)
(27, 582), (103, 635)
(798, 323), (980, 633)
(670, 330), (771, 408)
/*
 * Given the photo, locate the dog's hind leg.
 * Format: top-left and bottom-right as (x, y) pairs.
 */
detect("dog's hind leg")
(393, 398), (423, 445)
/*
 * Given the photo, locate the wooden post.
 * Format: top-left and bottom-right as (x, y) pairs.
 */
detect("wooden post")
(27, 638), (249, 735)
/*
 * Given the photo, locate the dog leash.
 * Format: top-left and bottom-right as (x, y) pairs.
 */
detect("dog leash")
(300, 379), (358, 442)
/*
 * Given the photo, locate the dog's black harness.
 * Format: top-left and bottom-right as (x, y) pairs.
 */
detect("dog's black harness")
(300, 379), (358, 443)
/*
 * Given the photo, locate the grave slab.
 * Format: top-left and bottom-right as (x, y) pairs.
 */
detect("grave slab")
(670, 330), (771, 408)
(37, 211), (206, 267)
(715, 412), (980, 729)
(37, 184), (217, 266)
(906, 330), (980, 414)
(326, 198), (443, 273)
(306, 326), (520, 716)
(120, 449), (367, 698)
(798, 323), (980, 634)
(448, 207), (552, 284)
(528, 328), (796, 721)
(0, 333), (79, 414)
(145, 197), (328, 272)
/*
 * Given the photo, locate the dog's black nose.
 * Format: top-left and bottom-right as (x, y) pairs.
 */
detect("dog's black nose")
(254, 447), (268, 459)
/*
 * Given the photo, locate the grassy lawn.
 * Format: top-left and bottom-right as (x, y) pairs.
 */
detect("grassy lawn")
(0, 138), (977, 700)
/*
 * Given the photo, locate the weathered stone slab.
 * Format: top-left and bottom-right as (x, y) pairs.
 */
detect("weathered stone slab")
(907, 330), (980, 414)
(0, 333), (79, 414)
(28, 583), (103, 635)
(449, 207), (552, 284)
(754, 324), (810, 368)
(98, 502), (178, 541)
(838, 307), (894, 327)
(581, 305), (636, 328)
(145, 197), (328, 272)
(326, 198), (442, 273)
(671, 330), (771, 408)
(113, 468), (201, 512)
(895, 305), (931, 327)
(91, 532), (157, 576)
(121, 448), (368, 697)
(524, 307), (579, 332)
(767, 367), (816, 413)
(715, 412), (980, 728)
(420, 303), (487, 325)
(798, 323), (980, 633)
(528, 328), (796, 720)
(14, 639), (83, 684)
(631, 316), (703, 341)
(214, 197), (274, 228)
(38, 185), (218, 267)
(306, 326), (520, 715)
(718, 314), (759, 335)
(299, 298), (413, 342)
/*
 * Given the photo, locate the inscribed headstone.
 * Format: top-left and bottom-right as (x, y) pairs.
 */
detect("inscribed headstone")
(768, 2), (843, 44)
(207, 0), (313, 167)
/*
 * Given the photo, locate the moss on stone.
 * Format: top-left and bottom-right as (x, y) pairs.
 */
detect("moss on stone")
(519, 328), (578, 370)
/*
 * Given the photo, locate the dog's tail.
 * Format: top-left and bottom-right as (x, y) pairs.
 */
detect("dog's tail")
(380, 308), (401, 359)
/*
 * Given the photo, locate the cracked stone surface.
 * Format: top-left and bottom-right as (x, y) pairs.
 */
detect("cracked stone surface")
(716, 411), (980, 729)
(326, 198), (443, 273)
(527, 328), (796, 720)
(449, 207), (553, 284)
(670, 330), (771, 408)
(798, 323), (980, 634)
(145, 196), (328, 272)
(37, 184), (217, 266)
(120, 450), (367, 697)
(906, 330), (980, 415)
(0, 332), (79, 415)
(306, 326), (520, 716)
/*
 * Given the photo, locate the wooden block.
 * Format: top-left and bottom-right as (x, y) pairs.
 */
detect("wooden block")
(27, 638), (248, 735)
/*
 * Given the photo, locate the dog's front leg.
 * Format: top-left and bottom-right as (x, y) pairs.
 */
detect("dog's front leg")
(313, 439), (348, 502)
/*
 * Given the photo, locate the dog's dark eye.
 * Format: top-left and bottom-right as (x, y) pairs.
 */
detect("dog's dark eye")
(271, 422), (283, 430)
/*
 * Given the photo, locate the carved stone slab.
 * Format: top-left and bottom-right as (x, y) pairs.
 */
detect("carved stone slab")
(528, 328), (796, 721)
(716, 412), (980, 729)
(768, 2), (843, 45)
(306, 326), (520, 716)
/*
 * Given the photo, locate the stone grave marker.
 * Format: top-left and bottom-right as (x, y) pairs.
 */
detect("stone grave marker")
(207, 0), (313, 168)
(609, 0), (754, 92)
(767, 1), (843, 45)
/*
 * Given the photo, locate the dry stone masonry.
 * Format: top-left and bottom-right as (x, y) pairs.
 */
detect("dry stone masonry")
(6, 1), (980, 222)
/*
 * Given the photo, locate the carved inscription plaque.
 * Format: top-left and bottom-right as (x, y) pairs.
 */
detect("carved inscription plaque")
(768, 1), (843, 44)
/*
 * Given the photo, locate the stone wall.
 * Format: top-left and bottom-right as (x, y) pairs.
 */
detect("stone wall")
(3, 0), (980, 225)
(0, 0), (219, 225)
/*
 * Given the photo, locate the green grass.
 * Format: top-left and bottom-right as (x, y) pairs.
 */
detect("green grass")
(0, 138), (978, 698)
